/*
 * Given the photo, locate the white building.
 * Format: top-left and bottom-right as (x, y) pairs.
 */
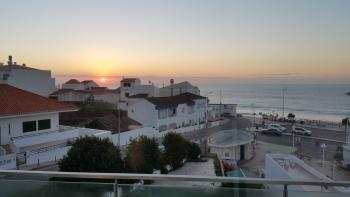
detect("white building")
(127, 92), (207, 132)
(61, 79), (85, 90)
(50, 87), (119, 105)
(0, 56), (56, 97)
(159, 80), (200, 97)
(81, 80), (99, 90)
(208, 104), (237, 121)
(119, 78), (159, 110)
(0, 84), (78, 169)
(49, 89), (93, 103)
(90, 87), (120, 105)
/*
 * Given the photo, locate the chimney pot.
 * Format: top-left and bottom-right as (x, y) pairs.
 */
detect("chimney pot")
(8, 55), (13, 66)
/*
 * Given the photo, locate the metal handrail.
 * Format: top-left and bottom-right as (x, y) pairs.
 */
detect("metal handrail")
(1, 170), (350, 187)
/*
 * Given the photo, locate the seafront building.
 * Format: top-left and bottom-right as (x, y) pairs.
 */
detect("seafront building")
(159, 79), (200, 97)
(0, 56), (56, 97)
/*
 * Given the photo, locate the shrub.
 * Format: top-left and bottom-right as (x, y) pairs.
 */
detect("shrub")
(125, 136), (161, 173)
(186, 142), (201, 161)
(58, 136), (123, 173)
(162, 133), (188, 170)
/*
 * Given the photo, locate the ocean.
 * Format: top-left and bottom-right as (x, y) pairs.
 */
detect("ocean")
(55, 75), (350, 122)
(199, 83), (350, 122)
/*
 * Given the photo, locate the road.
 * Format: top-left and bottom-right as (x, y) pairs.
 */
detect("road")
(256, 123), (347, 161)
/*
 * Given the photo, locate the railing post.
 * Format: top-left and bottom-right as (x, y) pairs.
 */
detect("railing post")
(113, 179), (118, 197)
(283, 184), (288, 197)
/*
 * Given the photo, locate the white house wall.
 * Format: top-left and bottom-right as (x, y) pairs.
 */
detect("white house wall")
(1, 68), (56, 97)
(128, 100), (157, 127)
(0, 113), (59, 145)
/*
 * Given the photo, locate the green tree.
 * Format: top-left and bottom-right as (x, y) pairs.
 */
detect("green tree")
(58, 136), (123, 173)
(186, 142), (201, 161)
(125, 136), (160, 173)
(162, 133), (188, 169)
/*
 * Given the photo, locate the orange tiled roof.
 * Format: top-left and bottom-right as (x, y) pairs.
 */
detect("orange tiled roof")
(0, 84), (78, 117)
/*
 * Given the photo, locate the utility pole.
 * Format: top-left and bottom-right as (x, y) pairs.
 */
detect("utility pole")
(118, 94), (121, 147)
(219, 90), (222, 120)
(282, 87), (287, 118)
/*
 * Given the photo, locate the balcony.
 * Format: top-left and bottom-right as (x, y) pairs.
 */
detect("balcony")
(1, 170), (350, 197)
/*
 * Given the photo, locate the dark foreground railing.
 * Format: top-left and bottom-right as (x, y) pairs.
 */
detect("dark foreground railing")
(1, 170), (350, 197)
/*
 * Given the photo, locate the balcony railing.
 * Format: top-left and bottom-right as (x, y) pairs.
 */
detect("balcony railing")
(1, 170), (350, 197)
(10, 125), (78, 141)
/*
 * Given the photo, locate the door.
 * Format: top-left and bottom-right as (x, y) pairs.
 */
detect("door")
(240, 145), (245, 160)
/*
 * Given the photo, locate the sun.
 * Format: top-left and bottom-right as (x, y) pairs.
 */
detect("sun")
(100, 77), (106, 83)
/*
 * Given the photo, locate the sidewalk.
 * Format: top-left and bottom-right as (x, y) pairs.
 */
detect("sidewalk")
(302, 158), (350, 181)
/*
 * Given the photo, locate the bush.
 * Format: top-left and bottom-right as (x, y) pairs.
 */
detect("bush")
(162, 133), (188, 170)
(186, 142), (201, 161)
(213, 155), (223, 177)
(58, 136), (123, 173)
(125, 136), (161, 173)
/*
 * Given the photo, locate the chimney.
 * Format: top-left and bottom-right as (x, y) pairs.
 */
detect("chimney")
(8, 55), (13, 66)
(22, 63), (26, 67)
(170, 79), (174, 96)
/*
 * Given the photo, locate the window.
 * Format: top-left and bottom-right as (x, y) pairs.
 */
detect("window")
(123, 83), (131, 87)
(38, 119), (51, 130)
(125, 92), (130, 97)
(23, 121), (36, 133)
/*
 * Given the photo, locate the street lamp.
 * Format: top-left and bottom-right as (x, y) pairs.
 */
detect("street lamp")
(321, 143), (327, 166)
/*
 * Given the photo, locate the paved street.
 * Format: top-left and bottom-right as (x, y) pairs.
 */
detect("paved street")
(184, 116), (347, 162)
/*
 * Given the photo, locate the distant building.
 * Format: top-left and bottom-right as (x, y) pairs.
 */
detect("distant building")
(49, 89), (93, 104)
(208, 104), (237, 121)
(49, 87), (119, 105)
(119, 78), (159, 110)
(0, 55), (56, 97)
(81, 80), (99, 90)
(0, 84), (78, 169)
(62, 79), (99, 90)
(127, 92), (207, 132)
(159, 79), (200, 97)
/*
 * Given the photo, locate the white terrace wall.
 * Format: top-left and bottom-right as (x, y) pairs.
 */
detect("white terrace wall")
(26, 146), (70, 166)
(0, 153), (16, 169)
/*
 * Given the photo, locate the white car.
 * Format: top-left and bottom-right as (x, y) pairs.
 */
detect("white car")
(292, 127), (312, 136)
(267, 124), (287, 132)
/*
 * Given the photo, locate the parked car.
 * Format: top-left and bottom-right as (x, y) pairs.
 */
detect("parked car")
(267, 124), (287, 132)
(292, 127), (312, 136)
(261, 128), (282, 136)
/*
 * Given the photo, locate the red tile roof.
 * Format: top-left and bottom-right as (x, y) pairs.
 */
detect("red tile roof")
(128, 93), (149, 99)
(121, 78), (138, 83)
(81, 80), (96, 84)
(65, 79), (80, 84)
(145, 93), (206, 108)
(0, 84), (78, 117)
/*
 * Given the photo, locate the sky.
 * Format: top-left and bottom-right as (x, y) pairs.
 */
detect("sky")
(0, 0), (350, 84)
